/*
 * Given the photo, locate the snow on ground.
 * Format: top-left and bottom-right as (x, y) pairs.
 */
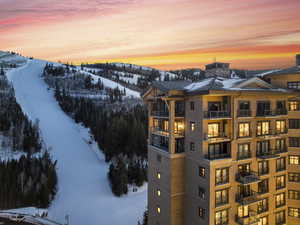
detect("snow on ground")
(76, 67), (141, 98)
(6, 59), (147, 225)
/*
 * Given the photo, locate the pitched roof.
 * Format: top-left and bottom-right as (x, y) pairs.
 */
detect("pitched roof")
(261, 66), (300, 77)
(152, 80), (192, 92)
(151, 76), (294, 95)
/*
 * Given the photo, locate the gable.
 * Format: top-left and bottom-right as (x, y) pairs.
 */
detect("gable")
(233, 77), (274, 89)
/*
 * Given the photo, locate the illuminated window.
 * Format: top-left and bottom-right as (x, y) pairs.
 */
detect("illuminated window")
(199, 167), (205, 177)
(289, 156), (300, 165)
(198, 207), (205, 218)
(276, 120), (286, 133)
(238, 205), (249, 218)
(174, 120), (184, 135)
(238, 122), (250, 137)
(257, 121), (270, 136)
(215, 189), (229, 206)
(157, 172), (161, 179)
(208, 123), (220, 138)
(275, 193), (285, 208)
(157, 207), (161, 214)
(215, 209), (228, 225)
(288, 207), (300, 218)
(157, 189), (161, 196)
(276, 175), (286, 190)
(289, 101), (300, 111)
(190, 122), (195, 131)
(258, 216), (268, 225)
(215, 168), (229, 185)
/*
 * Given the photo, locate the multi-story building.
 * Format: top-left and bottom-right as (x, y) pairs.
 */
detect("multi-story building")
(143, 56), (300, 225)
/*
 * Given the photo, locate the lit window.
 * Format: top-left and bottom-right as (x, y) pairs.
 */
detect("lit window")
(157, 189), (161, 196)
(258, 216), (268, 225)
(289, 156), (300, 165)
(288, 207), (300, 218)
(276, 120), (286, 133)
(208, 123), (220, 138)
(199, 166), (205, 177)
(157, 172), (161, 179)
(289, 101), (300, 111)
(157, 207), (161, 214)
(275, 193), (285, 208)
(257, 121), (270, 136)
(275, 175), (286, 190)
(287, 81), (300, 89)
(198, 207), (205, 218)
(215, 209), (228, 225)
(238, 122), (250, 137)
(190, 122), (195, 131)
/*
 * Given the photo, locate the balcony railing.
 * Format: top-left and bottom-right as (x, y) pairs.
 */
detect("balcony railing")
(204, 111), (231, 119)
(151, 127), (185, 137)
(203, 132), (230, 141)
(275, 108), (288, 115)
(238, 110), (252, 117)
(256, 129), (288, 138)
(151, 110), (169, 117)
(237, 152), (252, 160)
(256, 109), (287, 117)
(205, 153), (231, 160)
(256, 148), (287, 159)
(236, 190), (260, 205)
(235, 210), (259, 225)
(236, 171), (260, 184)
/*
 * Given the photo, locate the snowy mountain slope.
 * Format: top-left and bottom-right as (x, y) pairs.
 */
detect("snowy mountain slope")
(77, 68), (140, 98)
(5, 58), (147, 225)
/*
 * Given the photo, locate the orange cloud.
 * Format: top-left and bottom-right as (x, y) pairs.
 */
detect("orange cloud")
(0, 0), (300, 70)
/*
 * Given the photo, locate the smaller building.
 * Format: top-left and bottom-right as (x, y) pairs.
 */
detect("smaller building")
(205, 62), (231, 78)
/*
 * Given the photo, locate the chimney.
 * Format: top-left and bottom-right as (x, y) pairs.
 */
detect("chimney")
(296, 54), (300, 66)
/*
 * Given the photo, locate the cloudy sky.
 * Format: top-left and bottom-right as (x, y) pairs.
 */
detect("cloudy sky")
(1, 0), (300, 69)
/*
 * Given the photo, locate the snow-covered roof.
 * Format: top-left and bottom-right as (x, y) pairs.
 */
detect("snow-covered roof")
(259, 66), (300, 77)
(151, 76), (294, 95)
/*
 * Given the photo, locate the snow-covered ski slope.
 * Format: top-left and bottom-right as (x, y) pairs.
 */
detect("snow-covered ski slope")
(5, 59), (147, 225)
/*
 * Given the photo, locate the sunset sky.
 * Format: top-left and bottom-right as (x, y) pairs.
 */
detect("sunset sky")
(1, 0), (300, 70)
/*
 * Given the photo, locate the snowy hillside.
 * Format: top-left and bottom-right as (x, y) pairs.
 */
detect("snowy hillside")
(1, 53), (147, 225)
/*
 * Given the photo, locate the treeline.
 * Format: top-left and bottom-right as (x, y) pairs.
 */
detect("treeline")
(0, 152), (57, 209)
(44, 63), (127, 103)
(54, 88), (148, 196)
(0, 77), (42, 154)
(0, 74), (57, 210)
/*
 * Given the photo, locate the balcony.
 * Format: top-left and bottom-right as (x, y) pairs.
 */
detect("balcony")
(256, 148), (287, 159)
(256, 109), (287, 117)
(205, 153), (231, 160)
(275, 108), (288, 116)
(151, 127), (185, 137)
(236, 191), (260, 205)
(203, 132), (231, 142)
(203, 111), (231, 119)
(236, 211), (259, 225)
(236, 171), (260, 184)
(256, 129), (288, 139)
(151, 110), (169, 117)
(237, 152), (252, 160)
(238, 110), (252, 117)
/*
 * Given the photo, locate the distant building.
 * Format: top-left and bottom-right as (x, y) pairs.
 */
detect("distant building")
(205, 62), (231, 78)
(296, 54), (300, 66)
(143, 55), (300, 225)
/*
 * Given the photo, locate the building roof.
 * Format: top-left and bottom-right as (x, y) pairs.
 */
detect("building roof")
(150, 76), (294, 96)
(261, 66), (300, 77)
(152, 80), (192, 92)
